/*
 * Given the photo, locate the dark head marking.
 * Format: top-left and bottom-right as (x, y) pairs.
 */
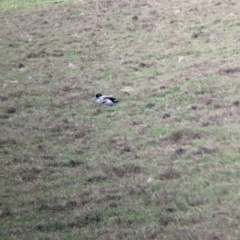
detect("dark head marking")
(95, 93), (102, 98)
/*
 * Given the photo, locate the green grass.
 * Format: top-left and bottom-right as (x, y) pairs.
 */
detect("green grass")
(1, 0), (240, 239)
(0, 0), (79, 11)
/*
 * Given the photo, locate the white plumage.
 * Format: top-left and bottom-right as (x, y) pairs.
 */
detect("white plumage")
(94, 93), (119, 106)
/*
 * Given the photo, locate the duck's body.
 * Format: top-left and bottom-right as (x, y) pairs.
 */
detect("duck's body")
(94, 93), (119, 106)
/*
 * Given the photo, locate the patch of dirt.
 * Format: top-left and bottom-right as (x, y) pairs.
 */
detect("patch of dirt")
(87, 174), (108, 183)
(12, 155), (30, 164)
(146, 103), (156, 109)
(0, 138), (17, 148)
(130, 119), (144, 126)
(197, 96), (214, 105)
(163, 129), (201, 144)
(73, 123), (91, 139)
(67, 210), (103, 228)
(100, 186), (120, 194)
(192, 146), (219, 156)
(232, 100), (240, 107)
(0, 113), (9, 119)
(0, 206), (11, 218)
(219, 67), (240, 76)
(159, 167), (181, 180)
(162, 113), (171, 119)
(100, 135), (134, 155)
(38, 199), (83, 213)
(52, 117), (69, 131)
(107, 164), (143, 178)
(174, 147), (186, 155)
(19, 167), (42, 182)
(4, 106), (16, 114)
(35, 221), (66, 232)
(49, 158), (86, 168)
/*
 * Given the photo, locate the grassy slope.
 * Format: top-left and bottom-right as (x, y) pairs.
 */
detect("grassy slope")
(1, 0), (240, 239)
(0, 0), (79, 11)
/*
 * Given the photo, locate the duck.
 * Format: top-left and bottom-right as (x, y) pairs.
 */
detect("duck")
(94, 93), (119, 106)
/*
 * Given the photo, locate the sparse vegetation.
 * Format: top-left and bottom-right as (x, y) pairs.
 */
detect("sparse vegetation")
(1, 0), (240, 239)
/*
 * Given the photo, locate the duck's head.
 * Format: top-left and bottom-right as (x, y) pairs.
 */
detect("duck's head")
(95, 93), (102, 99)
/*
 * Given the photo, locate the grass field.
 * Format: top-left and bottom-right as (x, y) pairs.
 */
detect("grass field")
(1, 0), (240, 239)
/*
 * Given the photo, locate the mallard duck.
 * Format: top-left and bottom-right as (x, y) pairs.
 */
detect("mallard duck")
(94, 93), (119, 106)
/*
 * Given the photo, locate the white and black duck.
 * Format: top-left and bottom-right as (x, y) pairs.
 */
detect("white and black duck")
(94, 93), (119, 106)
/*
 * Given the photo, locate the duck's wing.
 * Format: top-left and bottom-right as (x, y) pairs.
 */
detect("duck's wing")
(108, 97), (118, 103)
(101, 95), (118, 103)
